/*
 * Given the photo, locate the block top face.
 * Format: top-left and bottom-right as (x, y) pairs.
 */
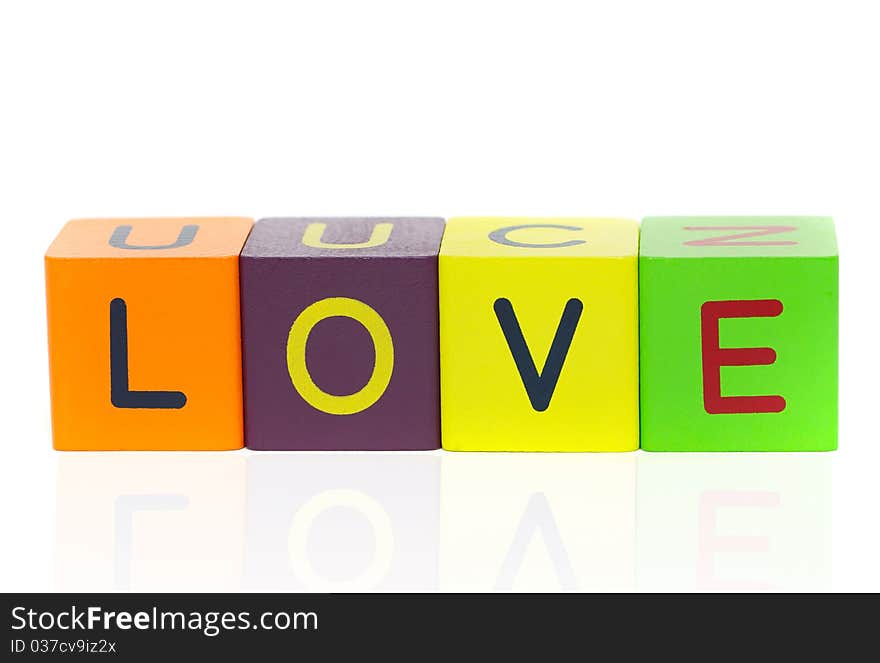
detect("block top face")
(241, 217), (446, 259)
(45, 217), (254, 259)
(439, 217), (638, 258)
(640, 216), (837, 258)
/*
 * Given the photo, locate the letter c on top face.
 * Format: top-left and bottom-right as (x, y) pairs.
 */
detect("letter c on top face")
(488, 224), (587, 249)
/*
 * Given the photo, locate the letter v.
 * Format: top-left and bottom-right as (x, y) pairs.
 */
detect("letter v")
(493, 298), (583, 412)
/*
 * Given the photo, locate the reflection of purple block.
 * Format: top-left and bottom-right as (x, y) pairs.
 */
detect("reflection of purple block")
(244, 454), (440, 590)
(240, 217), (445, 450)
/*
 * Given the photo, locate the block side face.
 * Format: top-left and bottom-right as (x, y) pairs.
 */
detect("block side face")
(45, 218), (253, 259)
(440, 217), (638, 258)
(640, 216), (836, 258)
(440, 254), (639, 451)
(639, 256), (837, 451)
(240, 254), (440, 450)
(46, 256), (244, 450)
(241, 217), (445, 259)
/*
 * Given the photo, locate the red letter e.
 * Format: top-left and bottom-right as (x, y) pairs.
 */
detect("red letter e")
(700, 300), (786, 414)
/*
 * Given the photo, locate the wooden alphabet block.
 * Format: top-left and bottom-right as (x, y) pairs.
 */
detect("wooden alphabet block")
(240, 217), (445, 450)
(639, 216), (838, 451)
(45, 217), (253, 450)
(439, 217), (640, 451)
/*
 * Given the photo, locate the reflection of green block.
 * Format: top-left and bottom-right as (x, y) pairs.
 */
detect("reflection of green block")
(639, 217), (838, 452)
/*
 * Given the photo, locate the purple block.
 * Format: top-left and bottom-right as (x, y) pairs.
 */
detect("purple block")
(240, 217), (445, 450)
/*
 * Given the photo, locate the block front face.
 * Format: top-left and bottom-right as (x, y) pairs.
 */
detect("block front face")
(240, 217), (444, 450)
(440, 217), (639, 452)
(45, 218), (253, 450)
(639, 217), (838, 451)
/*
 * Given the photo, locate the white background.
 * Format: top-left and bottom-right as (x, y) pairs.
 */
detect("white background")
(0, 0), (877, 592)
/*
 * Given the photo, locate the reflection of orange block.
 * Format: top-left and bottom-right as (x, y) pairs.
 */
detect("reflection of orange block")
(45, 218), (253, 450)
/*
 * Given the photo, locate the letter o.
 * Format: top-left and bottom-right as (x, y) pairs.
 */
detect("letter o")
(286, 297), (394, 415)
(287, 489), (395, 591)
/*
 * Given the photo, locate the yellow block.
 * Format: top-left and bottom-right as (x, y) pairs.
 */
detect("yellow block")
(439, 217), (639, 452)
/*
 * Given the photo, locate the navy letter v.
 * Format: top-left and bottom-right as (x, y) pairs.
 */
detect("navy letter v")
(493, 298), (583, 412)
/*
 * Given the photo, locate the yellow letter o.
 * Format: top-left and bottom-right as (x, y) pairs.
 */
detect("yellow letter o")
(287, 297), (394, 415)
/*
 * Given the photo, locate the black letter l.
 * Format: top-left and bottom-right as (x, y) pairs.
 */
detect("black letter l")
(110, 298), (187, 409)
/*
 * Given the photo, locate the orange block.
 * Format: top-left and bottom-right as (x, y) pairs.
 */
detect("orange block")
(45, 218), (253, 450)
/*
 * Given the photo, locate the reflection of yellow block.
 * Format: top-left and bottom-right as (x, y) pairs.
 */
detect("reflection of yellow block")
(440, 454), (637, 590)
(439, 218), (639, 452)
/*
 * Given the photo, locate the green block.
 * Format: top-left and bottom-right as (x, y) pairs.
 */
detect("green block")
(639, 217), (838, 452)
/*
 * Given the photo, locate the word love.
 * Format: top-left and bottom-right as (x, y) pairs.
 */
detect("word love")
(44, 216), (838, 452)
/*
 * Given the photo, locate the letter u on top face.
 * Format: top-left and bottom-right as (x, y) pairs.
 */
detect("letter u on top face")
(44, 216), (838, 452)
